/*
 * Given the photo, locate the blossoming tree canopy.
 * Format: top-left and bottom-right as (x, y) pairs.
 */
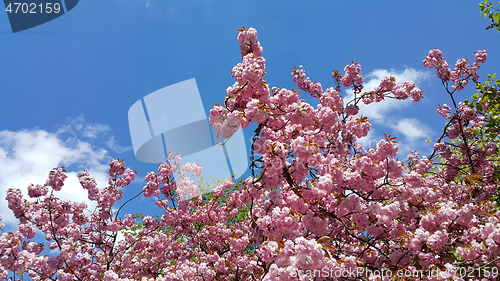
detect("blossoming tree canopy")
(1, 26), (499, 280)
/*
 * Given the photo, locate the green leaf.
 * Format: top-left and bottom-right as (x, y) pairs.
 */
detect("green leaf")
(495, 12), (500, 23)
(472, 93), (479, 100)
(477, 103), (483, 111)
(450, 250), (464, 262)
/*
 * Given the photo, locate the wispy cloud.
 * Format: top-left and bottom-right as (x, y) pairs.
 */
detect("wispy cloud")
(107, 135), (132, 153)
(56, 115), (131, 154)
(57, 115), (110, 138)
(83, 124), (111, 138)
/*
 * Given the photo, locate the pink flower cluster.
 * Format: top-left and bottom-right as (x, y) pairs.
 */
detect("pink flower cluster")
(341, 62), (364, 87)
(423, 47), (487, 91)
(436, 104), (452, 117)
(209, 28), (269, 138)
(361, 75), (423, 104)
(237, 26), (263, 58)
(291, 65), (323, 98)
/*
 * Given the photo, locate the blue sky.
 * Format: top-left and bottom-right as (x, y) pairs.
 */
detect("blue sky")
(0, 1), (499, 228)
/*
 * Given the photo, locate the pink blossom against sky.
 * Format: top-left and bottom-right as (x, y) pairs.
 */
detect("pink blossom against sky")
(0, 1), (498, 227)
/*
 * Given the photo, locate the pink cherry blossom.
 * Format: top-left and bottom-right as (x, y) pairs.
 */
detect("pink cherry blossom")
(1, 28), (498, 281)
(345, 104), (359, 115)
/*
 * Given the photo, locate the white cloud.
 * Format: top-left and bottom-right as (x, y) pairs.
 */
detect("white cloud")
(341, 67), (434, 157)
(0, 129), (109, 226)
(344, 67), (430, 122)
(391, 118), (432, 142)
(387, 118), (435, 159)
(106, 136), (132, 153)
